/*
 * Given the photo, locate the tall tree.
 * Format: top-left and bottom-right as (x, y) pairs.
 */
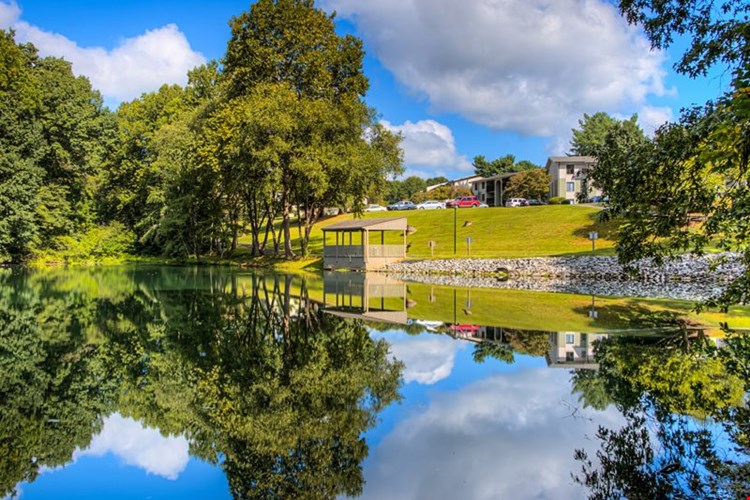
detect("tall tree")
(221, 0), (401, 258)
(569, 112), (645, 157)
(592, 1), (750, 307)
(472, 154), (538, 177)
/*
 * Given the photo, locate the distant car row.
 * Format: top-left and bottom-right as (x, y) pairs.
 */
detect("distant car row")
(365, 196), (549, 212)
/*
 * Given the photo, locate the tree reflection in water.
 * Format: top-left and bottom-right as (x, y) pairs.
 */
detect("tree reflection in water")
(572, 329), (750, 499)
(0, 268), (402, 499)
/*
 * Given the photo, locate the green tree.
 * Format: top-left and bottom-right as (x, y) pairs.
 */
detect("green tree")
(473, 154), (538, 177)
(222, 0), (403, 258)
(472, 340), (515, 364)
(401, 176), (427, 200)
(472, 154), (515, 177)
(0, 31), (42, 262)
(569, 112), (645, 157)
(503, 169), (551, 200)
(424, 176), (449, 186)
(593, 1), (750, 307)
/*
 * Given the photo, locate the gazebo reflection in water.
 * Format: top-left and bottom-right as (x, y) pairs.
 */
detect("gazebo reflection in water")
(322, 272), (408, 324)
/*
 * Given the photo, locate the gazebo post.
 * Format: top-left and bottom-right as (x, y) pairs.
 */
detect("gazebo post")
(363, 229), (369, 266)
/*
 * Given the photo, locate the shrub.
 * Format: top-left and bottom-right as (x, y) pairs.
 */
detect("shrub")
(548, 196), (567, 205)
(43, 223), (136, 262)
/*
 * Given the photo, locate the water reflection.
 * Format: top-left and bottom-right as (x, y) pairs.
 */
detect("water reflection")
(0, 266), (747, 498)
(0, 267), (401, 499)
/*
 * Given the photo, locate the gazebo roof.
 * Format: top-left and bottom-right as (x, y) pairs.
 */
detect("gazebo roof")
(322, 217), (407, 232)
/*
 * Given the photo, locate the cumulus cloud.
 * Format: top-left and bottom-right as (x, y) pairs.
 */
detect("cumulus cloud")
(0, 0), (19, 27)
(0, 1), (205, 104)
(325, 0), (671, 139)
(373, 330), (467, 384)
(381, 119), (473, 177)
(636, 105), (673, 136)
(75, 414), (190, 480)
(359, 368), (624, 499)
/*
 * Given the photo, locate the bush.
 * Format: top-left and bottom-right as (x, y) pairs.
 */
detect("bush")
(548, 196), (567, 205)
(43, 223), (136, 263)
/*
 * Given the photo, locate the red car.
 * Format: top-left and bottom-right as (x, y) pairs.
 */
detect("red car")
(446, 196), (481, 208)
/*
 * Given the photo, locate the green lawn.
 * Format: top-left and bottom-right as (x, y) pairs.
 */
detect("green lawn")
(297, 205), (617, 259)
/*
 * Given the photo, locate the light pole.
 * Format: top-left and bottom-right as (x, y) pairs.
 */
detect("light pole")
(453, 206), (457, 255)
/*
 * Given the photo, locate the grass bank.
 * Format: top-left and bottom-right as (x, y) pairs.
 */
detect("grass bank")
(275, 205), (617, 260)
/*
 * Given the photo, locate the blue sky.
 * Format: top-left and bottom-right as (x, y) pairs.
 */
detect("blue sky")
(0, 0), (729, 179)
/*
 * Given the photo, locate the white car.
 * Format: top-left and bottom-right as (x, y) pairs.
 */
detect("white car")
(505, 198), (527, 207)
(364, 204), (387, 212)
(416, 200), (445, 210)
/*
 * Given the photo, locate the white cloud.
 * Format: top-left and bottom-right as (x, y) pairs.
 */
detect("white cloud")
(374, 330), (467, 384)
(0, 0), (19, 27)
(1, 1), (205, 104)
(637, 105), (673, 136)
(381, 119), (473, 177)
(325, 0), (670, 139)
(360, 368), (625, 499)
(75, 414), (190, 480)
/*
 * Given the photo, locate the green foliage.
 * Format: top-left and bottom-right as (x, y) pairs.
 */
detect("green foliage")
(472, 154), (538, 177)
(38, 223), (136, 263)
(0, 30), (114, 263)
(548, 196), (566, 204)
(0, 267), (403, 498)
(569, 112), (645, 157)
(504, 168), (551, 200)
(595, 1), (750, 308)
(573, 331), (750, 499)
(618, 0), (750, 78)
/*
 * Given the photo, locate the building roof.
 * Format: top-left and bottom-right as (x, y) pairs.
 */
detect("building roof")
(472, 171), (522, 182)
(545, 155), (597, 168)
(322, 217), (407, 232)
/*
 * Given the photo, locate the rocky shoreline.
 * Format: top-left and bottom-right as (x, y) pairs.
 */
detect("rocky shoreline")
(383, 254), (744, 301)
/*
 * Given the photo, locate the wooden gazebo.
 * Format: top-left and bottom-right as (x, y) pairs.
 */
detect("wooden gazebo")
(322, 217), (407, 270)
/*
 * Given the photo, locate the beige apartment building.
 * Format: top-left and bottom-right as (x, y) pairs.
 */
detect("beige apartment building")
(545, 156), (601, 202)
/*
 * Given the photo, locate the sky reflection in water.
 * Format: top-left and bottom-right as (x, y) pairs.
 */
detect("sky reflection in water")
(2, 266), (747, 499)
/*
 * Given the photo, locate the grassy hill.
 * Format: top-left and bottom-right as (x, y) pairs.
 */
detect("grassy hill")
(295, 205), (616, 259)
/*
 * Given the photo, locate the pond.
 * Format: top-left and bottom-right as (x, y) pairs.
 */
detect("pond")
(1, 266), (748, 499)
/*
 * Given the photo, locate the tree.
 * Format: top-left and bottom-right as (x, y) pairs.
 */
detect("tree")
(618, 0), (750, 78)
(424, 176), (449, 186)
(401, 176), (427, 199)
(0, 31), (115, 263)
(591, 2), (750, 308)
(473, 154), (539, 177)
(503, 169), (551, 200)
(472, 154), (515, 177)
(223, 0), (381, 259)
(569, 112), (645, 157)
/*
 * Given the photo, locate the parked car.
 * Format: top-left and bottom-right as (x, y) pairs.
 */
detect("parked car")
(364, 204), (387, 212)
(505, 198), (527, 207)
(387, 200), (417, 211)
(416, 200), (445, 210)
(527, 199), (546, 206)
(446, 196), (481, 208)
(478, 202), (489, 208)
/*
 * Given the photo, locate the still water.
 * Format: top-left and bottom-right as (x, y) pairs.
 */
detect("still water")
(1, 266), (748, 499)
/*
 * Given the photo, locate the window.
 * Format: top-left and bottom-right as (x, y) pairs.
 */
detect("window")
(566, 351), (575, 362)
(566, 164), (575, 175)
(566, 182), (576, 192)
(565, 333), (575, 344)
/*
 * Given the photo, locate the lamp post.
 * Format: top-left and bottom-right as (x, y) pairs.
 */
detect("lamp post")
(453, 205), (457, 255)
